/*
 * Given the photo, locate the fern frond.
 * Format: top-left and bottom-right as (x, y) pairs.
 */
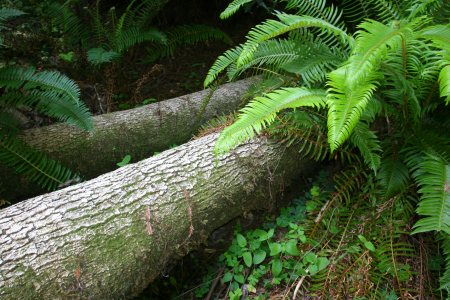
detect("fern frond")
(204, 44), (244, 87)
(84, 2), (110, 50)
(0, 133), (81, 190)
(0, 110), (22, 136)
(349, 121), (381, 172)
(107, 7), (119, 51)
(437, 232), (450, 290)
(116, 27), (166, 53)
(133, 0), (170, 28)
(240, 39), (301, 71)
(379, 56), (422, 124)
(369, 0), (402, 21)
(411, 156), (450, 235)
(87, 47), (120, 65)
(438, 62), (450, 105)
(220, 0), (254, 19)
(340, 0), (370, 24)
(46, 2), (90, 47)
(346, 18), (425, 84)
(0, 67), (93, 131)
(281, 44), (346, 86)
(285, 0), (345, 27)
(214, 87), (327, 154)
(116, 0), (138, 33)
(0, 7), (26, 46)
(147, 24), (231, 60)
(0, 7), (26, 25)
(268, 109), (331, 161)
(376, 142), (409, 200)
(237, 14), (352, 68)
(326, 67), (382, 151)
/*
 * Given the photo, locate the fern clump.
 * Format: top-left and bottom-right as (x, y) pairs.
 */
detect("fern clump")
(206, 0), (450, 295)
(0, 8), (92, 192)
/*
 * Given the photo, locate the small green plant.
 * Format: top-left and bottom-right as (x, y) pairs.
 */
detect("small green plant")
(190, 62), (205, 67)
(200, 182), (331, 299)
(180, 72), (202, 92)
(58, 51), (77, 62)
(117, 155), (131, 167)
(134, 98), (157, 108)
(118, 103), (131, 110)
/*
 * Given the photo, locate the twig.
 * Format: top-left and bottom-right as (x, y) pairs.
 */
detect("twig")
(205, 266), (225, 300)
(292, 269), (309, 300)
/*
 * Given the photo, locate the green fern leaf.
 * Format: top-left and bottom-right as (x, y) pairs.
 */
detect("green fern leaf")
(0, 133), (81, 190)
(369, 0), (402, 21)
(0, 8), (26, 21)
(281, 45), (346, 86)
(237, 14), (352, 68)
(87, 48), (121, 64)
(133, 0), (170, 28)
(214, 87), (327, 154)
(437, 232), (450, 290)
(412, 156), (450, 235)
(116, 27), (166, 53)
(147, 24), (231, 60)
(0, 7), (26, 46)
(420, 24), (450, 51)
(326, 67), (382, 151)
(438, 63), (450, 105)
(46, 2), (90, 47)
(220, 0), (254, 19)
(346, 18), (424, 84)
(376, 145), (409, 200)
(0, 67), (93, 131)
(349, 121), (381, 172)
(0, 110), (22, 136)
(204, 44), (243, 87)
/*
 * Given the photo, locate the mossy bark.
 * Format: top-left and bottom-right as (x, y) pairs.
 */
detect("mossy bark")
(1, 77), (259, 201)
(0, 132), (316, 299)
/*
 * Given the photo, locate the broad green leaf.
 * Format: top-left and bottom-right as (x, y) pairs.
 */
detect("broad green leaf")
(309, 264), (318, 275)
(303, 252), (316, 264)
(286, 241), (300, 256)
(243, 252), (252, 267)
(269, 243), (282, 256)
(117, 155), (131, 167)
(253, 249), (266, 265)
(272, 259), (283, 277)
(234, 273), (245, 284)
(364, 241), (376, 252)
(229, 245), (241, 253)
(223, 273), (232, 282)
(236, 234), (247, 247)
(255, 229), (268, 240)
(316, 257), (329, 271)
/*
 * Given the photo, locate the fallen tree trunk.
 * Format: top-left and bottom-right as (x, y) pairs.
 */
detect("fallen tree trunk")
(1, 77), (258, 201)
(0, 132), (315, 299)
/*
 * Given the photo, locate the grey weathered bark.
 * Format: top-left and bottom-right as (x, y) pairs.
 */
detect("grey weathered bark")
(1, 77), (258, 201)
(0, 132), (315, 299)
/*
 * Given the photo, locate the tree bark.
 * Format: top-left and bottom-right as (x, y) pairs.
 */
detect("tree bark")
(0, 132), (315, 299)
(1, 77), (258, 201)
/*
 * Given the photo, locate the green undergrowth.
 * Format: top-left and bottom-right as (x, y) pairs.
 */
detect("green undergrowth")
(135, 169), (444, 299)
